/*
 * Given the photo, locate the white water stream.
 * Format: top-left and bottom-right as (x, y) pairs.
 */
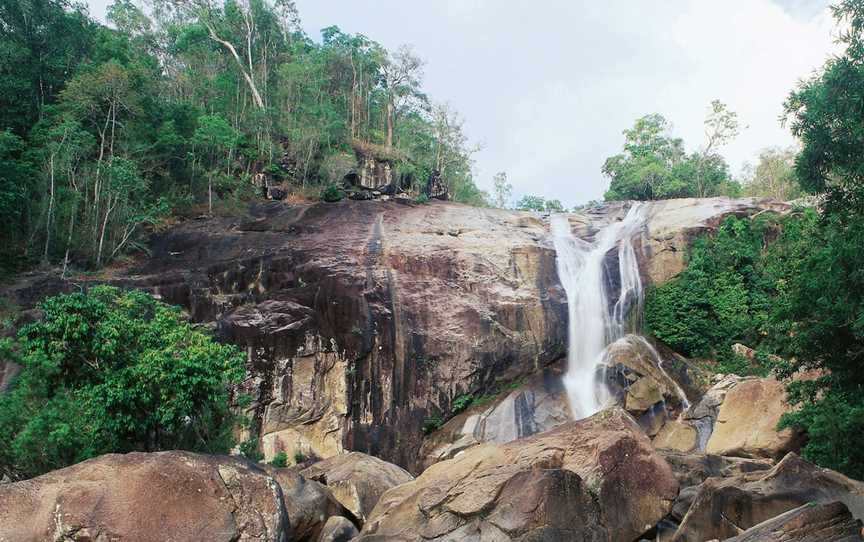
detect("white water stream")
(551, 204), (649, 419)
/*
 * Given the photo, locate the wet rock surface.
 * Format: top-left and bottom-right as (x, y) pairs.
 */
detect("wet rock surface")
(133, 201), (569, 472)
(603, 335), (701, 438)
(637, 197), (790, 284)
(417, 359), (571, 469)
(0, 198), (786, 474)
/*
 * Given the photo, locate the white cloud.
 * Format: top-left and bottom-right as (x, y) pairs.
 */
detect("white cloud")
(86, 0), (837, 206)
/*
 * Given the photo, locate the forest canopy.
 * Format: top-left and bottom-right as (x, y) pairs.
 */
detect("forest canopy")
(0, 0), (488, 273)
(603, 104), (743, 201)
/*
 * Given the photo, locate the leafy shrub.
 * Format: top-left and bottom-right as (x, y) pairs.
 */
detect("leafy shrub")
(421, 415), (443, 435)
(414, 193), (430, 204)
(293, 449), (307, 464)
(270, 451), (288, 468)
(714, 353), (769, 378)
(0, 286), (245, 479)
(779, 384), (864, 478)
(320, 183), (344, 202)
(451, 394), (474, 414)
(239, 437), (264, 462)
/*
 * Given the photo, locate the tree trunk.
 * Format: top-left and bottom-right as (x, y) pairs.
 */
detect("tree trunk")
(43, 127), (69, 264)
(43, 153), (55, 264)
(204, 22), (265, 109)
(61, 197), (77, 278)
(386, 98), (394, 148)
(96, 193), (115, 267)
(350, 53), (357, 138)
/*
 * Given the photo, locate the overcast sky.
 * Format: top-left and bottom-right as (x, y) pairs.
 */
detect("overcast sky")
(86, 0), (838, 206)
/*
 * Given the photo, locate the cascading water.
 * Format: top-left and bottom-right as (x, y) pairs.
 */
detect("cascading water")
(551, 204), (648, 419)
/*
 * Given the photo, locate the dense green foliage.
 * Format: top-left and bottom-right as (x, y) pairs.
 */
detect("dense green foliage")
(604, 109), (741, 201)
(647, 199), (864, 478)
(645, 211), (815, 374)
(644, 0), (864, 480)
(0, 286), (244, 479)
(0, 0), (487, 273)
(771, 0), (864, 478)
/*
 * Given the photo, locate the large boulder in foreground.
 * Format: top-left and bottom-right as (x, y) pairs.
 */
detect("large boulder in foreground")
(672, 453), (864, 542)
(705, 377), (802, 459)
(300, 452), (413, 526)
(264, 466), (350, 541)
(726, 501), (864, 542)
(659, 451), (773, 526)
(0, 451), (288, 542)
(358, 408), (678, 542)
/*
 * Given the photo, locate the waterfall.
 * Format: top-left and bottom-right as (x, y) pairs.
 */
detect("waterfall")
(551, 204), (648, 419)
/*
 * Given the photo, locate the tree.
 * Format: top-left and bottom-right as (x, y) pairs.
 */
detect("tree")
(742, 148), (802, 201)
(0, 131), (34, 266)
(0, 0), (492, 273)
(695, 100), (741, 197)
(0, 0), (95, 134)
(515, 195), (545, 212)
(28, 116), (94, 268)
(425, 102), (486, 205)
(61, 61), (143, 265)
(0, 286), (245, 479)
(764, 0), (864, 478)
(604, 112), (739, 201)
(603, 114), (687, 200)
(192, 114), (239, 214)
(545, 198), (565, 213)
(158, 0), (291, 110)
(492, 171), (512, 208)
(514, 195), (564, 212)
(381, 45), (424, 149)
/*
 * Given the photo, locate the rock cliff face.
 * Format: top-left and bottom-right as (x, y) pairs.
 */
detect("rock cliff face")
(1, 196), (788, 473)
(125, 201), (569, 471)
(4, 195), (838, 541)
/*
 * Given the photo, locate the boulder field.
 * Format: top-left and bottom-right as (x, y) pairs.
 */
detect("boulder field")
(3, 412), (863, 541)
(5, 196), (858, 541)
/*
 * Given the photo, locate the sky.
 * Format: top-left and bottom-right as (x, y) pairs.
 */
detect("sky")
(86, 0), (838, 206)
